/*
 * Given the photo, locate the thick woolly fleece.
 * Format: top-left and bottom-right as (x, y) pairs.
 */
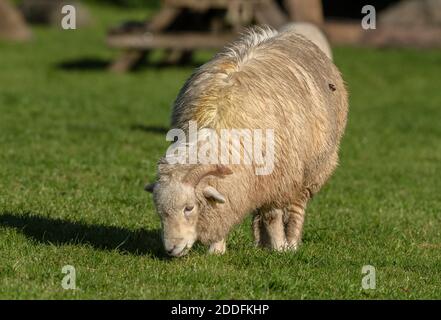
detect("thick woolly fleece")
(149, 26), (348, 254)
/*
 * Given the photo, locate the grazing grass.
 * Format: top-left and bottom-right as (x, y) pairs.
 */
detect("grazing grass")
(1, 4), (441, 299)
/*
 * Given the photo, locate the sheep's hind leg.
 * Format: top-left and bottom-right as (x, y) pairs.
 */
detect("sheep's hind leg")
(284, 189), (310, 251)
(253, 208), (287, 251)
(208, 239), (226, 255)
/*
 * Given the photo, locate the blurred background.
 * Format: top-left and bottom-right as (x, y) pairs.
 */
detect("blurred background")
(2, 0), (441, 70)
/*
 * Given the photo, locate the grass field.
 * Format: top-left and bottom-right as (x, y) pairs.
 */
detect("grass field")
(1, 5), (441, 299)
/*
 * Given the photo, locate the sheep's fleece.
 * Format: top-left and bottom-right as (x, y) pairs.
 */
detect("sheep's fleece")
(146, 25), (348, 257)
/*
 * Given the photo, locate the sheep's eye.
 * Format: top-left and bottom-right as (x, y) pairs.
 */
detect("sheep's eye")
(184, 205), (194, 215)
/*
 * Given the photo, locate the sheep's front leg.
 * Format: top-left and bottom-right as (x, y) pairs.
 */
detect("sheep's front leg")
(253, 208), (287, 251)
(208, 239), (226, 255)
(284, 190), (310, 250)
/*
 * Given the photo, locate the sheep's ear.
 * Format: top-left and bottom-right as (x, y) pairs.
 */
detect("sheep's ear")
(144, 183), (156, 193)
(203, 186), (226, 203)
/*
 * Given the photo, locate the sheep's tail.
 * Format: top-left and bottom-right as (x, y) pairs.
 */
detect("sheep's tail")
(220, 25), (278, 65)
(279, 22), (333, 60)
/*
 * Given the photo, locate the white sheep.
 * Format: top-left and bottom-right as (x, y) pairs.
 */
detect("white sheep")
(146, 26), (348, 257)
(280, 22), (333, 60)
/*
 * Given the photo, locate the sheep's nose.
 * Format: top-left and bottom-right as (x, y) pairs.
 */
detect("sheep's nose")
(166, 246), (176, 255)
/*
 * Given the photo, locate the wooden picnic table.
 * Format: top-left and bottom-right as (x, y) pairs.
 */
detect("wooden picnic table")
(107, 0), (324, 72)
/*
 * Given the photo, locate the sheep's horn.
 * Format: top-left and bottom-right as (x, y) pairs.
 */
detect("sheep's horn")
(183, 165), (232, 187)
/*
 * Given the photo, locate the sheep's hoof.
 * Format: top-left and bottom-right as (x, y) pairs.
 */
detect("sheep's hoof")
(208, 240), (226, 255)
(276, 243), (290, 252)
(267, 240), (288, 252)
(285, 241), (300, 252)
(255, 239), (288, 251)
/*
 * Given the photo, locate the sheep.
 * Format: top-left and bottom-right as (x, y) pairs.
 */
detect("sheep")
(280, 22), (333, 60)
(146, 26), (348, 257)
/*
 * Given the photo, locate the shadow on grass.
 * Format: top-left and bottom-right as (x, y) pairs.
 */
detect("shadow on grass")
(55, 56), (202, 72)
(0, 212), (168, 259)
(56, 58), (111, 71)
(130, 124), (169, 135)
(91, 0), (160, 9)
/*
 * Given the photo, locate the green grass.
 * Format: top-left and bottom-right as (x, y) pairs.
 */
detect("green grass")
(1, 4), (441, 299)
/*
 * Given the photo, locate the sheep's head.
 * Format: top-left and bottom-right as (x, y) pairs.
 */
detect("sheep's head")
(146, 161), (232, 257)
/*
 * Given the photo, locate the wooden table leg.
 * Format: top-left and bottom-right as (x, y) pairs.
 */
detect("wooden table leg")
(109, 50), (148, 73)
